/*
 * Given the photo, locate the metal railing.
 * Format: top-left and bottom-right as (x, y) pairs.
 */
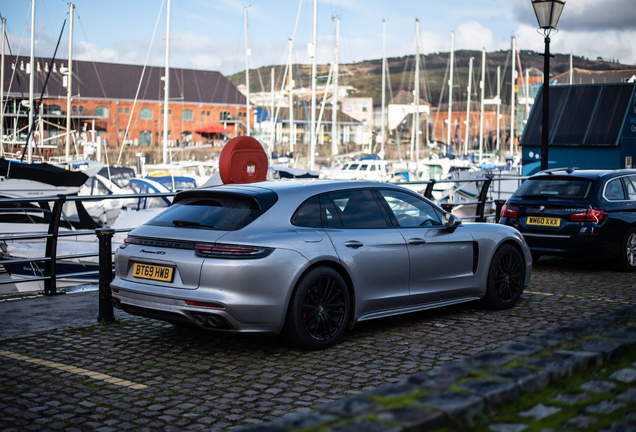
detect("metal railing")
(0, 192), (175, 295)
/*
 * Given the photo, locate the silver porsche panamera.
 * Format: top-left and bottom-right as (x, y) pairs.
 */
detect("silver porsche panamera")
(111, 180), (532, 350)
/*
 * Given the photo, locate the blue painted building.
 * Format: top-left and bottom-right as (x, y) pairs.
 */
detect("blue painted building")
(520, 82), (636, 175)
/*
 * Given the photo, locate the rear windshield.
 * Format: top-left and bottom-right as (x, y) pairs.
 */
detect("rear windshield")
(147, 197), (261, 231)
(514, 178), (595, 200)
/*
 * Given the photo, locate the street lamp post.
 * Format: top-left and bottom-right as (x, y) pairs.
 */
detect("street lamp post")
(532, 0), (565, 171)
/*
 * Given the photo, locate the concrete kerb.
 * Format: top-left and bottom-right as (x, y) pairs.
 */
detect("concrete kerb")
(238, 306), (636, 432)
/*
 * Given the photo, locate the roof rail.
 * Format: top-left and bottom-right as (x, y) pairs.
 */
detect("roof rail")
(539, 166), (580, 175)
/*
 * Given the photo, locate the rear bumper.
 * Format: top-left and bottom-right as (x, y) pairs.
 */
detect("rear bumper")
(521, 231), (619, 259)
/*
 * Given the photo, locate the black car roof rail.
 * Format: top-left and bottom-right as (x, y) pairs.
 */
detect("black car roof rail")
(539, 166), (580, 175)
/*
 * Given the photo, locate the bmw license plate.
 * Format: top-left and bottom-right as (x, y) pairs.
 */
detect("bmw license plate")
(132, 263), (174, 282)
(527, 216), (560, 227)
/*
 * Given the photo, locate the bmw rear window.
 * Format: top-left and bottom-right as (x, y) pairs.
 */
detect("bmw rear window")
(514, 177), (595, 200)
(147, 197), (261, 231)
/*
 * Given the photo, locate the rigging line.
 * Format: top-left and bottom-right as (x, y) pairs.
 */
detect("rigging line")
(76, 14), (108, 99)
(291, 0), (304, 45)
(432, 51), (450, 142)
(398, 52), (409, 93)
(257, 68), (265, 93)
(117, 0), (166, 165)
(21, 14), (68, 162)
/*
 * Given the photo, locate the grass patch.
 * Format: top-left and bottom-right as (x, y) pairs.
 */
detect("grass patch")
(442, 349), (636, 432)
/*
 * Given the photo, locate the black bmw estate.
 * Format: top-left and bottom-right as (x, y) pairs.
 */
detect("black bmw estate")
(500, 168), (636, 271)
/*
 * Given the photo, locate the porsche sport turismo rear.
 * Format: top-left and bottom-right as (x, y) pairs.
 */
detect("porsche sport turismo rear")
(111, 180), (531, 349)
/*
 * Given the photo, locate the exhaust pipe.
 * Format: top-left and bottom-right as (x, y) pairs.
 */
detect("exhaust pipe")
(111, 298), (121, 309)
(192, 314), (206, 326)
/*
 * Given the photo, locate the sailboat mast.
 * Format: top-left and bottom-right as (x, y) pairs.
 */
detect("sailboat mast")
(0, 18), (5, 156)
(464, 57), (473, 155)
(510, 36), (516, 157)
(479, 47), (485, 163)
(310, 0), (318, 170)
(28, 0), (35, 163)
(446, 31), (455, 156)
(162, 0), (171, 165)
(65, 3), (74, 161)
(270, 67), (275, 155)
(496, 66), (501, 159)
(288, 39), (294, 153)
(244, 6), (250, 136)
(380, 19), (386, 156)
(331, 17), (340, 156)
(414, 19), (420, 164)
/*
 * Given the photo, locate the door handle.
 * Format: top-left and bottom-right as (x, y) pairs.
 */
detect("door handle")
(344, 240), (364, 248)
(408, 238), (426, 245)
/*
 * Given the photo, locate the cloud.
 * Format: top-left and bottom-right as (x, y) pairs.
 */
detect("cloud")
(508, 0), (636, 31)
(515, 23), (636, 65)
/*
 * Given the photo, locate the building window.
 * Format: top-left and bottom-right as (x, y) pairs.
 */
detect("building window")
(140, 108), (153, 119)
(125, 108), (130, 114)
(361, 107), (368, 112)
(118, 108), (123, 114)
(162, 130), (172, 137)
(118, 129), (124, 138)
(140, 130), (152, 146)
(220, 111), (231, 121)
(207, 111), (210, 116)
(161, 109), (172, 115)
(78, 106), (84, 115)
(182, 109), (193, 120)
(72, 106), (77, 114)
(46, 105), (62, 115)
(95, 106), (109, 118)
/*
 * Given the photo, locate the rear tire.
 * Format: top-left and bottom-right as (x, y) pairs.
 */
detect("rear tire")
(283, 266), (350, 350)
(616, 228), (636, 272)
(483, 244), (525, 310)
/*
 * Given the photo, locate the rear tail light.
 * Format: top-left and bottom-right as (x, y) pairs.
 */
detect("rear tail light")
(194, 243), (274, 259)
(569, 208), (607, 223)
(120, 237), (133, 249)
(501, 204), (518, 219)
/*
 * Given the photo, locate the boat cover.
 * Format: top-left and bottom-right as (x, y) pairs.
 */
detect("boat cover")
(0, 158), (88, 187)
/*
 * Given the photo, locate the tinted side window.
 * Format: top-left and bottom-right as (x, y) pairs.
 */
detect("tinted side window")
(605, 178), (626, 200)
(320, 195), (343, 227)
(378, 189), (442, 227)
(328, 190), (388, 228)
(625, 176), (636, 200)
(292, 197), (321, 227)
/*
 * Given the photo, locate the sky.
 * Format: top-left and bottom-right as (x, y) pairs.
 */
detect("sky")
(1, 0), (636, 79)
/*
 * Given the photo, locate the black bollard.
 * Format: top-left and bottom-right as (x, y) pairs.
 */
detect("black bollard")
(96, 228), (116, 323)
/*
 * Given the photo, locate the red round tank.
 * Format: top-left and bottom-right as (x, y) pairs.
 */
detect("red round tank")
(218, 136), (268, 184)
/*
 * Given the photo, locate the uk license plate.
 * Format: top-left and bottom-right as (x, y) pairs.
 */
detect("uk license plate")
(132, 263), (174, 282)
(527, 216), (561, 227)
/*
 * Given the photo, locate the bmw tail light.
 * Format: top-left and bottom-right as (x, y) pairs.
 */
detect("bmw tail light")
(501, 204), (518, 219)
(195, 244), (274, 259)
(569, 209), (607, 223)
(185, 300), (224, 308)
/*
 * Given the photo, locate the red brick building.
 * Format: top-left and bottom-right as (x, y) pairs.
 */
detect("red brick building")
(1, 55), (248, 160)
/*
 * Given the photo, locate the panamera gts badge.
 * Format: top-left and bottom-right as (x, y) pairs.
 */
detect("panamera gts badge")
(539, 205), (545, 212)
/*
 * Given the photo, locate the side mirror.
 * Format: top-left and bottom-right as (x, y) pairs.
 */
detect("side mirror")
(444, 213), (462, 232)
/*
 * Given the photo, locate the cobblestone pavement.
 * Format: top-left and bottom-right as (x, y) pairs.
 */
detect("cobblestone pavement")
(1, 257), (636, 432)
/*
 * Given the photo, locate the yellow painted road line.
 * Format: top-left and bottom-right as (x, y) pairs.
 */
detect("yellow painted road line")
(0, 350), (147, 390)
(526, 291), (633, 304)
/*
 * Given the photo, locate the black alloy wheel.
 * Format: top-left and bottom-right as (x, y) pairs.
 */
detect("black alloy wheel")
(483, 244), (525, 309)
(284, 266), (350, 350)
